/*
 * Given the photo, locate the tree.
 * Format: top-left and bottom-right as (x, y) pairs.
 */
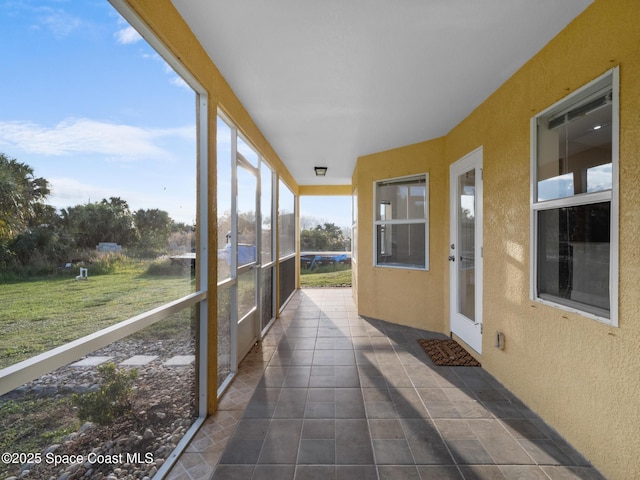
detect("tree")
(9, 224), (67, 266)
(61, 197), (137, 249)
(300, 222), (349, 252)
(134, 208), (172, 256)
(0, 153), (50, 242)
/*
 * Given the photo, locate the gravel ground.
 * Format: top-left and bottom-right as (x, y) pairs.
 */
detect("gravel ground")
(1, 338), (198, 480)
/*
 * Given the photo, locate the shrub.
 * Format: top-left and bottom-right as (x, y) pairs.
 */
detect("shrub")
(72, 363), (138, 425)
(86, 252), (133, 275)
(144, 257), (190, 276)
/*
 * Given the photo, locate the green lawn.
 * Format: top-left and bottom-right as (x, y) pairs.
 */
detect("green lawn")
(300, 266), (352, 288)
(1, 260), (351, 370)
(0, 262), (194, 369)
(0, 260), (196, 478)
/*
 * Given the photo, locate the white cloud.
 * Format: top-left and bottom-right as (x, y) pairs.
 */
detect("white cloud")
(0, 118), (194, 162)
(25, 4), (86, 38)
(40, 11), (83, 38)
(170, 75), (191, 90)
(48, 177), (113, 206)
(48, 177), (197, 224)
(115, 25), (142, 45)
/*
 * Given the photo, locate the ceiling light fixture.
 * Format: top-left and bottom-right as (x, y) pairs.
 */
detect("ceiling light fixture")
(314, 166), (328, 176)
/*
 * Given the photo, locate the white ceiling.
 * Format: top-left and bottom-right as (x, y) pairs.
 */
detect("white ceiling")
(170, 0), (593, 186)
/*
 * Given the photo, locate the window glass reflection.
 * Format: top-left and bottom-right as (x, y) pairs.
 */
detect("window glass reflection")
(537, 202), (610, 316)
(537, 100), (612, 202)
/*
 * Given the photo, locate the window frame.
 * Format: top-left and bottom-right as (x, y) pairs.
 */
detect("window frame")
(260, 160), (276, 269)
(278, 179), (297, 260)
(373, 173), (429, 271)
(529, 67), (619, 326)
(1, 3), (211, 479)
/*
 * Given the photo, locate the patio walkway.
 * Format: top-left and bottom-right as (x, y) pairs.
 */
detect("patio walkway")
(167, 288), (605, 480)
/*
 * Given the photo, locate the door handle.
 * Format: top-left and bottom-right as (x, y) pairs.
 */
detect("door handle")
(448, 255), (455, 262)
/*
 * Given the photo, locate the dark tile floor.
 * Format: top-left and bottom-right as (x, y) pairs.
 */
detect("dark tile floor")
(167, 288), (606, 480)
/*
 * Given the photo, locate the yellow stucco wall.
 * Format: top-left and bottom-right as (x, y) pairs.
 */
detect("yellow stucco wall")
(354, 1), (640, 477)
(448, 2), (640, 478)
(353, 138), (447, 332)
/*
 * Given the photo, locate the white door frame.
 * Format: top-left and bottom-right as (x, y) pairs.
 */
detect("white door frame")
(449, 147), (483, 354)
(234, 141), (261, 364)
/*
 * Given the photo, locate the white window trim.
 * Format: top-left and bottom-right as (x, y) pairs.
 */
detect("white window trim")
(373, 173), (430, 271)
(529, 66), (619, 326)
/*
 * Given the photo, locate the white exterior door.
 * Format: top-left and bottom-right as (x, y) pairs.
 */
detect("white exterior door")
(449, 147), (483, 354)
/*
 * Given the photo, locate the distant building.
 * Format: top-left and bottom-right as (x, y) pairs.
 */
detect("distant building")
(96, 242), (122, 253)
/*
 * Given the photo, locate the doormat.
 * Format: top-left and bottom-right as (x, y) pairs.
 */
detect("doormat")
(417, 338), (481, 367)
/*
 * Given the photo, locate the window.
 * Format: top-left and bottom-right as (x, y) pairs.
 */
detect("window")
(0, 1), (200, 367)
(374, 174), (429, 270)
(1, 3), (207, 477)
(278, 180), (296, 306)
(278, 180), (296, 258)
(261, 161), (275, 266)
(531, 67), (618, 325)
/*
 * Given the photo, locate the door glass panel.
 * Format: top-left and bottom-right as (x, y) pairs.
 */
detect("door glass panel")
(458, 169), (475, 321)
(235, 138), (259, 363)
(237, 166), (257, 268)
(217, 117), (233, 281)
(238, 269), (257, 320)
(217, 283), (232, 389)
(261, 162), (273, 265)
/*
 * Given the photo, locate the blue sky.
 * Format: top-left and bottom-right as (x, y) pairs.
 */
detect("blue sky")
(300, 196), (352, 231)
(1, 0), (197, 224)
(0, 0), (352, 229)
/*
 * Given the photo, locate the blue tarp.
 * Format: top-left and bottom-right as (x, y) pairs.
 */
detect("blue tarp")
(217, 244), (257, 265)
(300, 253), (350, 270)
